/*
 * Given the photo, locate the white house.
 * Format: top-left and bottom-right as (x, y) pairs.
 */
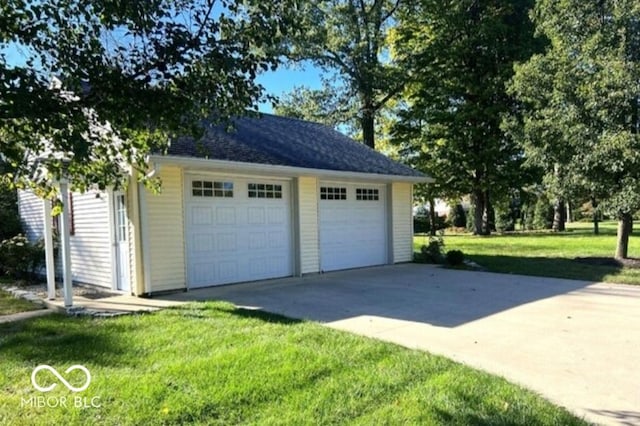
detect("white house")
(18, 113), (429, 296)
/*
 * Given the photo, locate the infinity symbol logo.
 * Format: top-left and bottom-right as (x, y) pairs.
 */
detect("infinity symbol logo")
(31, 365), (91, 392)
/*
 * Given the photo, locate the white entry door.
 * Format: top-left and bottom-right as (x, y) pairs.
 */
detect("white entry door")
(185, 176), (293, 287)
(319, 182), (387, 271)
(113, 192), (130, 292)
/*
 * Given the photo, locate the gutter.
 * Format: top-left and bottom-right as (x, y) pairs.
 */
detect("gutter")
(149, 155), (433, 184)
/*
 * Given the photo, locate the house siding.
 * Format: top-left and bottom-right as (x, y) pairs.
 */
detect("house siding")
(145, 165), (186, 292)
(18, 189), (113, 287)
(17, 191), (45, 242)
(392, 182), (413, 263)
(69, 191), (112, 287)
(297, 176), (320, 274)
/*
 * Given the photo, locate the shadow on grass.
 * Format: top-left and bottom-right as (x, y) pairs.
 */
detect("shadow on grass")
(0, 314), (134, 367)
(467, 254), (624, 283)
(169, 302), (303, 325)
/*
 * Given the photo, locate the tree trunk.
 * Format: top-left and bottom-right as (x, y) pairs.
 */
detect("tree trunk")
(428, 197), (437, 237)
(472, 189), (490, 235)
(552, 198), (565, 232)
(565, 200), (572, 223)
(615, 212), (633, 259)
(485, 191), (494, 233)
(361, 103), (376, 149)
(591, 197), (599, 235)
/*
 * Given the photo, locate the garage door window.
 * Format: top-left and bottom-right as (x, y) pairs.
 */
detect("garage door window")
(248, 183), (282, 199)
(192, 180), (233, 197)
(356, 188), (379, 201)
(320, 187), (347, 200)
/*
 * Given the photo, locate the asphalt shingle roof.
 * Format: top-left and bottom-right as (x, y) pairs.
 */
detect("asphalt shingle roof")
(167, 113), (424, 178)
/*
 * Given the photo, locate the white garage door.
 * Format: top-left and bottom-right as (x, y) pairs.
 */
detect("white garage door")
(319, 182), (387, 271)
(185, 176), (292, 287)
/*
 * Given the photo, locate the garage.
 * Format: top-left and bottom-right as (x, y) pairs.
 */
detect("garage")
(185, 176), (292, 287)
(319, 182), (387, 272)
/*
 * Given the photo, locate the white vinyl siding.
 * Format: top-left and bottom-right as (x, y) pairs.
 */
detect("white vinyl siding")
(18, 189), (113, 288)
(69, 192), (112, 287)
(297, 176), (320, 274)
(17, 191), (45, 242)
(391, 182), (413, 263)
(145, 166), (186, 292)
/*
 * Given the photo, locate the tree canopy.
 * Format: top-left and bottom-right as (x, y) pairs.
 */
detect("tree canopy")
(1, 0), (294, 194)
(392, 0), (541, 235)
(281, 0), (404, 149)
(508, 0), (640, 257)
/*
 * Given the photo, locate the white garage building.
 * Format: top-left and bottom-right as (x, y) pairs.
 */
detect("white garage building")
(18, 113), (428, 296)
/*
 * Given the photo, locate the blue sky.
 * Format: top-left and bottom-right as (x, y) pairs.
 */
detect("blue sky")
(256, 63), (324, 113)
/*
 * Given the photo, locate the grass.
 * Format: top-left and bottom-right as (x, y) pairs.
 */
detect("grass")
(0, 287), (42, 316)
(415, 221), (640, 285)
(0, 302), (585, 425)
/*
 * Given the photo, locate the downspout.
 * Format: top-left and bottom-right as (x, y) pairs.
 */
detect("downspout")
(141, 162), (159, 295)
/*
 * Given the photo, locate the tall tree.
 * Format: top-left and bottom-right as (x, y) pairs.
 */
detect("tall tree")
(273, 81), (359, 133)
(508, 0), (640, 258)
(1, 0), (294, 194)
(283, 0), (404, 149)
(392, 0), (541, 235)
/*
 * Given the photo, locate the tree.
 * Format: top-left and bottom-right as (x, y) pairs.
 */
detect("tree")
(0, 161), (22, 240)
(283, 0), (404, 149)
(508, 0), (640, 258)
(273, 81), (359, 133)
(392, 0), (541, 235)
(1, 0), (294, 194)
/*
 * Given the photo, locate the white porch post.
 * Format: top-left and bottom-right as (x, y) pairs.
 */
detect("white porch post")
(42, 199), (56, 300)
(58, 179), (73, 307)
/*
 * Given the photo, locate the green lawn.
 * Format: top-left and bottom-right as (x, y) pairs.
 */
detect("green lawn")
(0, 288), (42, 316)
(0, 302), (584, 425)
(415, 221), (640, 284)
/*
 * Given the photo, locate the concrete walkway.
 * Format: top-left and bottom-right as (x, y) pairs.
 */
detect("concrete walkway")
(45, 294), (185, 315)
(0, 308), (54, 324)
(163, 264), (640, 426)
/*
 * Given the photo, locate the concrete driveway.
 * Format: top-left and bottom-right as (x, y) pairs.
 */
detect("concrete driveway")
(162, 264), (640, 426)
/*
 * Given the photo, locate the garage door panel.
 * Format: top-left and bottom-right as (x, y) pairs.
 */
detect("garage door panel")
(247, 207), (265, 224)
(191, 234), (214, 253)
(249, 233), (267, 249)
(215, 207), (236, 225)
(319, 183), (387, 272)
(218, 261), (239, 281)
(192, 206), (213, 225)
(216, 232), (237, 252)
(186, 177), (292, 287)
(268, 207), (286, 224)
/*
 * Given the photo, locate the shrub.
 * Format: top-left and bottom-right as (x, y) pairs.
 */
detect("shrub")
(533, 196), (554, 230)
(415, 233), (445, 264)
(0, 180), (23, 241)
(413, 213), (448, 235)
(495, 201), (516, 232)
(445, 249), (465, 266)
(466, 205), (475, 232)
(523, 202), (536, 230)
(0, 234), (45, 281)
(413, 215), (430, 234)
(449, 204), (467, 228)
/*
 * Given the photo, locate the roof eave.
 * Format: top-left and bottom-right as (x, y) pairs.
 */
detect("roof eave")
(149, 155), (433, 184)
